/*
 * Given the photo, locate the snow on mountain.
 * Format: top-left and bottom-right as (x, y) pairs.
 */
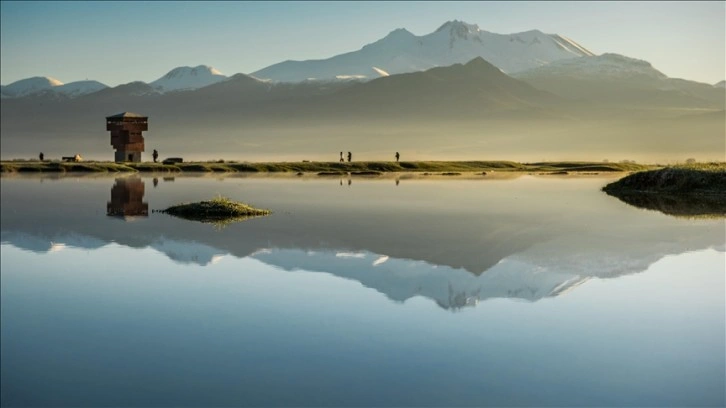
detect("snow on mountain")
(252, 20), (594, 82)
(55, 80), (108, 97)
(715, 80), (726, 88)
(1, 76), (108, 98)
(1, 76), (64, 97)
(514, 53), (668, 81)
(149, 65), (228, 92)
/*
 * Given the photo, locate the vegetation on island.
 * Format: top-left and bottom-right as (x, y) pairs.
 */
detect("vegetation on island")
(159, 196), (271, 226)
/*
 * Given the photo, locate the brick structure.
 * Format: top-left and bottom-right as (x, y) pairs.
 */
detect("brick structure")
(107, 177), (149, 218)
(106, 112), (148, 162)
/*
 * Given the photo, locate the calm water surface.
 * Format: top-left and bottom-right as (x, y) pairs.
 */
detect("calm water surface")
(1, 174), (724, 407)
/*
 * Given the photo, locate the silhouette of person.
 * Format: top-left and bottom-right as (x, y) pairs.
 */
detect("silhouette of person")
(339, 152), (344, 163)
(39, 152), (44, 161)
(153, 177), (159, 188)
(347, 151), (352, 162)
(395, 152), (400, 162)
(348, 178), (352, 186)
(396, 178), (400, 186)
(152, 149), (159, 163)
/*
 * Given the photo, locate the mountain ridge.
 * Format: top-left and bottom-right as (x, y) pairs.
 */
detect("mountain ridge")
(251, 19), (594, 82)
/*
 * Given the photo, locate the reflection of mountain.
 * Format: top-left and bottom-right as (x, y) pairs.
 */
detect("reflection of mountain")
(107, 177), (148, 218)
(1, 176), (724, 309)
(252, 249), (590, 309)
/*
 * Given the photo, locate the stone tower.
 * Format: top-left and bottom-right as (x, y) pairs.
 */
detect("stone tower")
(106, 112), (148, 162)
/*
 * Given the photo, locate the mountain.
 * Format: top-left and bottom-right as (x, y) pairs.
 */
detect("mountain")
(252, 20), (593, 82)
(1, 76), (63, 98)
(516, 53), (667, 81)
(715, 80), (726, 88)
(301, 57), (563, 119)
(149, 65), (228, 92)
(82, 81), (160, 99)
(55, 80), (108, 98)
(1, 57), (724, 162)
(0, 65), (225, 99)
(0, 76), (108, 99)
(513, 53), (726, 109)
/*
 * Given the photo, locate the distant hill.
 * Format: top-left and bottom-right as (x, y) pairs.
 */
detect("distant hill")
(0, 76), (108, 99)
(513, 53), (725, 110)
(0, 65), (229, 100)
(294, 57), (564, 119)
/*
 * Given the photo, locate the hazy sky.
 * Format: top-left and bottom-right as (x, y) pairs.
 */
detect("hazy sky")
(1, 1), (724, 86)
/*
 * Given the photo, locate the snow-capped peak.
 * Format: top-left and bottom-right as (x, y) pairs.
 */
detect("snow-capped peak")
(252, 20), (595, 82)
(385, 27), (415, 38)
(436, 20), (481, 36)
(1, 76), (64, 97)
(150, 65), (228, 92)
(0, 76), (110, 98)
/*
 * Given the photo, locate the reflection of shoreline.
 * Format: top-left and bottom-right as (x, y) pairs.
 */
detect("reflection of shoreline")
(1, 171), (555, 182)
(2, 175), (724, 309)
(605, 191), (726, 218)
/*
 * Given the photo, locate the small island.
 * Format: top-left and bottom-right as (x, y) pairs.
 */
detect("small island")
(159, 196), (271, 225)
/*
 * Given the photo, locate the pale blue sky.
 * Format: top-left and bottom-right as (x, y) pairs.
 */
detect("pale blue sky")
(1, 1), (724, 86)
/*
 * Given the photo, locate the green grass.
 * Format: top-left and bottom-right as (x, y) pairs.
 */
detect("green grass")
(159, 196), (271, 227)
(0, 161), (137, 173)
(1, 160), (655, 174)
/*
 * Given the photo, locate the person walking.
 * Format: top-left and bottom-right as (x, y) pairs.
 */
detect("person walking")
(152, 149), (159, 163)
(340, 151), (344, 163)
(347, 151), (352, 162)
(395, 152), (400, 162)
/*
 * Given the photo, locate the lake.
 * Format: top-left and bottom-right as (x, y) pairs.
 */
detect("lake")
(1, 173), (724, 407)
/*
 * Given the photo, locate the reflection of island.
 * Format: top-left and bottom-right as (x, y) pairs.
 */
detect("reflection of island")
(605, 191), (726, 218)
(2, 175), (724, 310)
(106, 177), (148, 218)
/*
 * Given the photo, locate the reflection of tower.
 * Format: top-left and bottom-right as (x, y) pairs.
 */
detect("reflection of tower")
(107, 177), (149, 218)
(106, 112), (148, 162)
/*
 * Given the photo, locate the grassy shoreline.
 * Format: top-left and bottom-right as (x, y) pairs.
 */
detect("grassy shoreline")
(602, 166), (726, 218)
(0, 160), (654, 174)
(602, 165), (726, 195)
